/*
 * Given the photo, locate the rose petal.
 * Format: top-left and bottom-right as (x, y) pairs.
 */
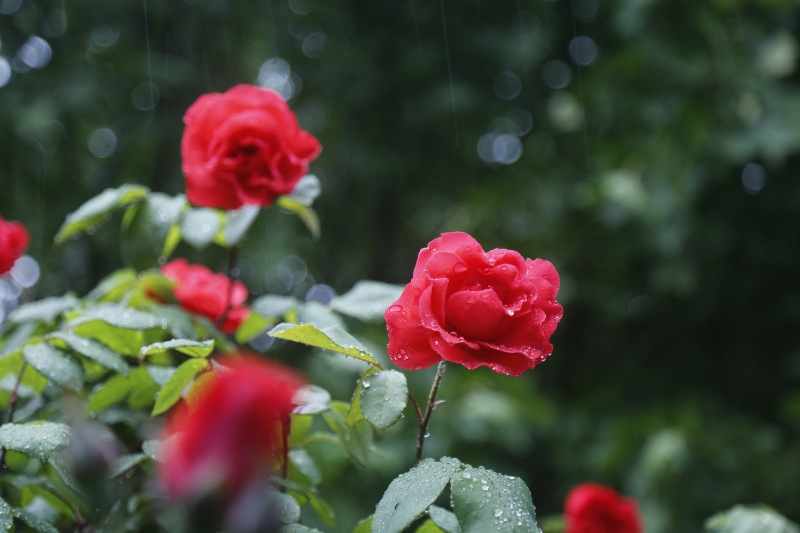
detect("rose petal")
(445, 288), (506, 341)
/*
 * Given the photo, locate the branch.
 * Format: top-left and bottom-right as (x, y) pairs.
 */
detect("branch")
(413, 361), (447, 467)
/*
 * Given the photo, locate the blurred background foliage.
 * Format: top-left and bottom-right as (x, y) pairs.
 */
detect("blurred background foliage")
(2, 0), (800, 531)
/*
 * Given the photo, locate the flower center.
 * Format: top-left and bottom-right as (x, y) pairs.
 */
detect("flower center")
(445, 288), (505, 341)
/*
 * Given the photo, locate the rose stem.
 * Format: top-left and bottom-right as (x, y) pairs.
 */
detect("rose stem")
(281, 416), (290, 483)
(413, 361), (447, 468)
(215, 245), (239, 330)
(0, 361), (28, 468)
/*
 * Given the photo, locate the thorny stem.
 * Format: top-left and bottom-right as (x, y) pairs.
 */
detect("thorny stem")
(0, 361), (28, 468)
(413, 361), (447, 468)
(215, 246), (239, 330)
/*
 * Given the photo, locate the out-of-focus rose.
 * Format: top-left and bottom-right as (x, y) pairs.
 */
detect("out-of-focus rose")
(565, 483), (642, 533)
(181, 84), (321, 210)
(0, 215), (29, 276)
(160, 355), (305, 500)
(161, 258), (250, 334)
(385, 232), (562, 377)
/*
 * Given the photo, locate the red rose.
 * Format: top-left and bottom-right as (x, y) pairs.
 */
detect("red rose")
(160, 355), (305, 499)
(161, 258), (250, 334)
(0, 215), (29, 276)
(385, 232), (562, 377)
(181, 84), (321, 210)
(565, 483), (642, 533)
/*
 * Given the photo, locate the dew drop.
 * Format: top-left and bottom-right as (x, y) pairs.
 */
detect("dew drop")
(389, 305), (403, 313)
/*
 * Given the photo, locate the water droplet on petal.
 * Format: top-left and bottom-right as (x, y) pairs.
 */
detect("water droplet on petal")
(389, 305), (403, 313)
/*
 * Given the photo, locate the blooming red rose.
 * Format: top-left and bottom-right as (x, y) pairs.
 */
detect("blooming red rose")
(565, 483), (642, 533)
(161, 258), (250, 334)
(181, 84), (321, 210)
(0, 215), (29, 276)
(385, 232), (562, 377)
(160, 355), (305, 499)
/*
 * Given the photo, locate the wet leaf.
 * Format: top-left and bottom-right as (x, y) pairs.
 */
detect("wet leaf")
(360, 370), (408, 432)
(288, 449), (321, 486)
(222, 205), (260, 246)
(287, 174), (321, 206)
(10, 295), (80, 325)
(140, 338), (214, 358)
(372, 457), (463, 533)
(146, 365), (176, 386)
(23, 344), (84, 391)
(293, 385), (332, 415)
(152, 358), (210, 416)
(55, 184), (150, 244)
(345, 367), (377, 428)
(0, 496), (13, 532)
(417, 521), (447, 533)
(86, 269), (137, 302)
(0, 422), (71, 462)
(274, 491), (302, 525)
(122, 193), (186, 271)
(269, 323), (379, 366)
(12, 508), (59, 533)
(308, 490), (335, 526)
(429, 506), (462, 533)
(70, 304), (161, 330)
(353, 516), (373, 533)
(333, 281), (405, 323)
(252, 295), (299, 319)
(47, 332), (129, 375)
(450, 466), (536, 533)
(705, 504), (800, 533)
(277, 197), (320, 239)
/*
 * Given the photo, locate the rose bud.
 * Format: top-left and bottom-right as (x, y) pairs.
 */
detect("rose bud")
(565, 483), (643, 533)
(161, 258), (250, 334)
(385, 232), (563, 377)
(181, 84), (321, 210)
(159, 355), (305, 501)
(0, 215), (30, 276)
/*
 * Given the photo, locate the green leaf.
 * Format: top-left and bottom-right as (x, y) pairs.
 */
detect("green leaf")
(151, 358), (210, 416)
(324, 403), (373, 466)
(450, 466), (537, 533)
(705, 505), (800, 533)
(122, 193), (186, 271)
(280, 525), (323, 533)
(180, 208), (222, 249)
(85, 374), (130, 415)
(417, 521), (447, 533)
(222, 205), (260, 246)
(23, 344), (84, 391)
(55, 184), (150, 244)
(235, 312), (276, 344)
(353, 516), (373, 533)
(287, 174), (321, 206)
(288, 449), (321, 486)
(308, 490), (335, 526)
(361, 370), (408, 432)
(333, 281), (405, 323)
(108, 453), (148, 477)
(297, 301), (346, 329)
(252, 294), (299, 318)
(372, 457), (463, 533)
(12, 508), (59, 533)
(70, 304), (161, 329)
(147, 365), (176, 386)
(273, 491), (302, 525)
(345, 367), (377, 428)
(141, 338), (214, 358)
(0, 422), (71, 463)
(72, 320), (144, 357)
(86, 268), (137, 301)
(537, 515), (566, 533)
(429, 506), (462, 533)
(294, 385), (332, 415)
(47, 332), (129, 375)
(289, 414), (313, 447)
(148, 304), (198, 340)
(127, 367), (160, 409)
(269, 323), (379, 366)
(0, 496), (14, 532)
(277, 196), (320, 239)
(0, 322), (37, 357)
(10, 295), (80, 325)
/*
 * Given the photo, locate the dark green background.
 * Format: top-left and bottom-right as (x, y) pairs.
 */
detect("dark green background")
(2, 0), (800, 530)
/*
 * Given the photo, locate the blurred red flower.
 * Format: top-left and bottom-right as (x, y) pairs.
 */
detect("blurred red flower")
(161, 258), (250, 334)
(565, 483), (642, 533)
(160, 355), (305, 500)
(0, 215), (29, 276)
(181, 84), (321, 210)
(385, 232), (562, 376)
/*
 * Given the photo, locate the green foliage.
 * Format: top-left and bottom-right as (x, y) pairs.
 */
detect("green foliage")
(22, 344), (84, 392)
(86, 374), (131, 415)
(0, 422), (71, 463)
(122, 193), (186, 271)
(55, 185), (150, 244)
(9, 296), (80, 325)
(372, 458), (462, 533)
(333, 281), (406, 323)
(220, 205), (261, 246)
(48, 332), (129, 375)
(428, 506), (462, 533)
(151, 358), (210, 416)
(705, 505), (800, 533)
(450, 466), (537, 533)
(360, 370), (408, 432)
(180, 208), (222, 249)
(270, 323), (380, 366)
(140, 338), (214, 358)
